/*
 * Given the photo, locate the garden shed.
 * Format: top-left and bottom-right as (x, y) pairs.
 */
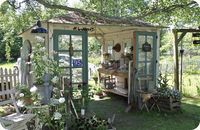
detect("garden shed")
(19, 12), (162, 106)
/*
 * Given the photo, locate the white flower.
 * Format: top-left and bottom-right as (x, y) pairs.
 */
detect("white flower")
(58, 97), (65, 103)
(19, 93), (24, 97)
(53, 112), (62, 120)
(26, 62), (32, 65)
(30, 86), (38, 93)
(51, 76), (59, 84)
(42, 56), (48, 61)
(17, 100), (24, 107)
(29, 71), (33, 74)
(40, 47), (46, 52)
(30, 54), (34, 59)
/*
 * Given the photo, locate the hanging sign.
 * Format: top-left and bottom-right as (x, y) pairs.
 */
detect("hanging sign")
(142, 42), (151, 52)
(73, 59), (83, 67)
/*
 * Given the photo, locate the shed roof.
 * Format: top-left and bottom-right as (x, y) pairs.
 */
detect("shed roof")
(47, 12), (158, 27)
(19, 12), (164, 37)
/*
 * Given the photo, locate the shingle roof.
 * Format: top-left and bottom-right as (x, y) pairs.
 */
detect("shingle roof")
(47, 12), (158, 27)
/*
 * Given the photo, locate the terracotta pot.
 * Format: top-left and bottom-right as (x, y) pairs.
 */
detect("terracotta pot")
(23, 97), (33, 105)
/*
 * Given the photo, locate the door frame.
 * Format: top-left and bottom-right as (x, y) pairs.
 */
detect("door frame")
(53, 29), (88, 85)
(135, 31), (157, 90)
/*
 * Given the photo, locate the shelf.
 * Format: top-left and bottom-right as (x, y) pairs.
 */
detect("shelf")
(103, 87), (128, 97)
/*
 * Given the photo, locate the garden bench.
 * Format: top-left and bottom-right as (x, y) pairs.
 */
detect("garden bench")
(0, 89), (35, 130)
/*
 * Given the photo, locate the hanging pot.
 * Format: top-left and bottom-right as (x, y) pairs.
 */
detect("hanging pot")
(112, 43), (121, 52)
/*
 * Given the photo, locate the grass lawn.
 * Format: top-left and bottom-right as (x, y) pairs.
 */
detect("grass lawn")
(0, 62), (15, 69)
(88, 93), (200, 130)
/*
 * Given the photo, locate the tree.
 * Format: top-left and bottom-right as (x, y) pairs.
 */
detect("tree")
(0, 0), (66, 62)
(5, 0), (198, 27)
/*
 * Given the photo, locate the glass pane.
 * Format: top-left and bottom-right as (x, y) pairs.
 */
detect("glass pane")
(58, 35), (70, 50)
(73, 52), (82, 59)
(138, 49), (145, 61)
(147, 36), (153, 48)
(72, 68), (82, 83)
(146, 62), (153, 75)
(124, 39), (132, 54)
(58, 52), (70, 67)
(72, 85), (82, 99)
(72, 35), (82, 50)
(60, 68), (70, 76)
(138, 35), (145, 48)
(138, 63), (145, 75)
(146, 51), (153, 61)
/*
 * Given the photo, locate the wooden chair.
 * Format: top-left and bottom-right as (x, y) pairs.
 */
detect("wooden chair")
(0, 89), (35, 130)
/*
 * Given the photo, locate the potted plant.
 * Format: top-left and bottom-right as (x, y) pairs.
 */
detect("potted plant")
(16, 84), (36, 106)
(92, 72), (99, 85)
(156, 73), (181, 111)
(69, 115), (116, 130)
(30, 43), (61, 104)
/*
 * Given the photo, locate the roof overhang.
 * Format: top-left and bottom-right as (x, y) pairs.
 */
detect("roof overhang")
(19, 12), (166, 37)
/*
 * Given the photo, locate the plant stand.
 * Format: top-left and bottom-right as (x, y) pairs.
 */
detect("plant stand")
(157, 96), (181, 112)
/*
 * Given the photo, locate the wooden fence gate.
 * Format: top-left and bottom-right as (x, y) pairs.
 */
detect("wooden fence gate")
(0, 67), (19, 100)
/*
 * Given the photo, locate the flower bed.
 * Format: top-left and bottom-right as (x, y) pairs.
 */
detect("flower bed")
(157, 96), (181, 112)
(156, 87), (181, 112)
(68, 115), (116, 130)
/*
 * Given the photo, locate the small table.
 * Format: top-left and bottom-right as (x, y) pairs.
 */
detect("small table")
(137, 90), (152, 112)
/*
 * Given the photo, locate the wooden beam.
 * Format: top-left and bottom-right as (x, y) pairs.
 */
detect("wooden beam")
(177, 32), (187, 44)
(172, 28), (200, 91)
(173, 30), (179, 90)
(175, 29), (200, 33)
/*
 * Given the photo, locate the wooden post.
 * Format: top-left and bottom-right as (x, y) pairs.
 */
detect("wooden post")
(173, 30), (179, 91)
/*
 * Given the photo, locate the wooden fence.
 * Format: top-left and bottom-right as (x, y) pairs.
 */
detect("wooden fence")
(0, 67), (19, 100)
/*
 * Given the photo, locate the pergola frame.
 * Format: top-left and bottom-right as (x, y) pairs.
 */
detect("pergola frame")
(173, 28), (200, 91)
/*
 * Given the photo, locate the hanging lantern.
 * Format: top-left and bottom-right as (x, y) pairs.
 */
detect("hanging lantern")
(192, 33), (200, 44)
(31, 20), (48, 33)
(142, 42), (151, 52)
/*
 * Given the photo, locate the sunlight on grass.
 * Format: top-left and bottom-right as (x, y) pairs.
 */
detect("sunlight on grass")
(0, 62), (15, 69)
(182, 97), (200, 106)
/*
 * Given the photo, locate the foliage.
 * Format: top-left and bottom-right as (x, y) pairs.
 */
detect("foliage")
(30, 43), (60, 85)
(157, 73), (181, 100)
(80, 0), (200, 26)
(69, 115), (112, 130)
(0, 1), (65, 62)
(16, 82), (68, 129)
(88, 38), (101, 57)
(157, 73), (169, 88)
(157, 87), (181, 100)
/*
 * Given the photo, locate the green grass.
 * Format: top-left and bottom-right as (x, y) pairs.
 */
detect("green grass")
(0, 62), (15, 69)
(88, 94), (200, 130)
(165, 74), (200, 97)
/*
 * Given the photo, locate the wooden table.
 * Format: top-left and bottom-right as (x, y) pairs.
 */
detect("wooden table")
(98, 68), (128, 79)
(97, 68), (128, 97)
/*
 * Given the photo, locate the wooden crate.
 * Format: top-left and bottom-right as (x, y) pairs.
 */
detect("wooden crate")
(157, 96), (181, 112)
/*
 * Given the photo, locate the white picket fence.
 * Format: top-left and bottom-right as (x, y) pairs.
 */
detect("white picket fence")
(0, 67), (19, 100)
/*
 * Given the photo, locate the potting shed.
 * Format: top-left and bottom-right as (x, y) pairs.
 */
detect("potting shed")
(19, 12), (162, 106)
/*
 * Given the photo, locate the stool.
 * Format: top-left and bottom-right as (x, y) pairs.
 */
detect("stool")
(137, 90), (152, 112)
(140, 93), (152, 112)
(104, 77), (116, 89)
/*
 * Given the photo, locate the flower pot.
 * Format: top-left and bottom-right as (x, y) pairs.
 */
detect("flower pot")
(37, 84), (53, 105)
(23, 97), (33, 105)
(93, 77), (98, 85)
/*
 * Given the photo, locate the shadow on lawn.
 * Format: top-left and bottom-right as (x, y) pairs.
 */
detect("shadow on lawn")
(87, 93), (200, 130)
